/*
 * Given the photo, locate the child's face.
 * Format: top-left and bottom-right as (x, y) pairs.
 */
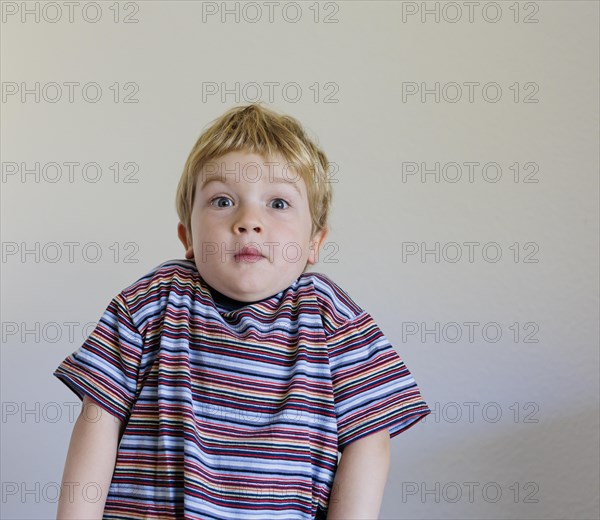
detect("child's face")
(178, 151), (328, 302)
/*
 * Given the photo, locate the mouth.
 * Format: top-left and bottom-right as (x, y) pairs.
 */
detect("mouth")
(234, 246), (265, 263)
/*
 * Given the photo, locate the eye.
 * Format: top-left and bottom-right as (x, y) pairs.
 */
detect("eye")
(270, 198), (289, 210)
(210, 196), (233, 208)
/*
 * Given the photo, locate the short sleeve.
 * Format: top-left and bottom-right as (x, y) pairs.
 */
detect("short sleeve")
(53, 293), (144, 424)
(327, 311), (430, 452)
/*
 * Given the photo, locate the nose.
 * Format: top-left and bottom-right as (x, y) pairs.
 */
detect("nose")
(233, 204), (263, 235)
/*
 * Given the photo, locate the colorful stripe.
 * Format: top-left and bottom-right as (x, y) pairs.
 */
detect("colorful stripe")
(54, 259), (430, 519)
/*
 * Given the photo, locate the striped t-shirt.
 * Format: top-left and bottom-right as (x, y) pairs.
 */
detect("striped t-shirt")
(54, 258), (430, 520)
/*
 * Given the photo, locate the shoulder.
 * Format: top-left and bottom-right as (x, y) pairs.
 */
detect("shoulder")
(122, 258), (198, 295)
(298, 271), (366, 335)
(118, 258), (200, 324)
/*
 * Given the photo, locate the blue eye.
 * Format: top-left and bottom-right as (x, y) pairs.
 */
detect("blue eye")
(211, 196), (233, 208)
(270, 198), (289, 210)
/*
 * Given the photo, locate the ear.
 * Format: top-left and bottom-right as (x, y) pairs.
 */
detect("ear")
(307, 227), (328, 265)
(177, 223), (194, 260)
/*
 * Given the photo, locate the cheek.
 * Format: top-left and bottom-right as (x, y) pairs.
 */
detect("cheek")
(279, 219), (309, 238)
(192, 209), (215, 230)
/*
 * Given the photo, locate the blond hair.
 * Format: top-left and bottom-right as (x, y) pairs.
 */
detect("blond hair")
(175, 103), (332, 246)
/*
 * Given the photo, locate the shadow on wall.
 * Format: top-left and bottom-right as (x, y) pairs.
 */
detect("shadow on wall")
(382, 407), (599, 520)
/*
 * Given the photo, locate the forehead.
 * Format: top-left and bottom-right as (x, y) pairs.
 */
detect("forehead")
(197, 151), (306, 192)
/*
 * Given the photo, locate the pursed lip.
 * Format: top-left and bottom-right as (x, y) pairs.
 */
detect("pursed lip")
(234, 245), (265, 261)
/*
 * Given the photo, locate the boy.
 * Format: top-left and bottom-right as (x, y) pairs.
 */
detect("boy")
(54, 103), (430, 519)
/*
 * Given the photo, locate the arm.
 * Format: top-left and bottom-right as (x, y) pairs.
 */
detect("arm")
(326, 428), (391, 520)
(56, 395), (122, 520)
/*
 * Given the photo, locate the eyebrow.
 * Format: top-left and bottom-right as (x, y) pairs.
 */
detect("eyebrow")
(199, 174), (302, 197)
